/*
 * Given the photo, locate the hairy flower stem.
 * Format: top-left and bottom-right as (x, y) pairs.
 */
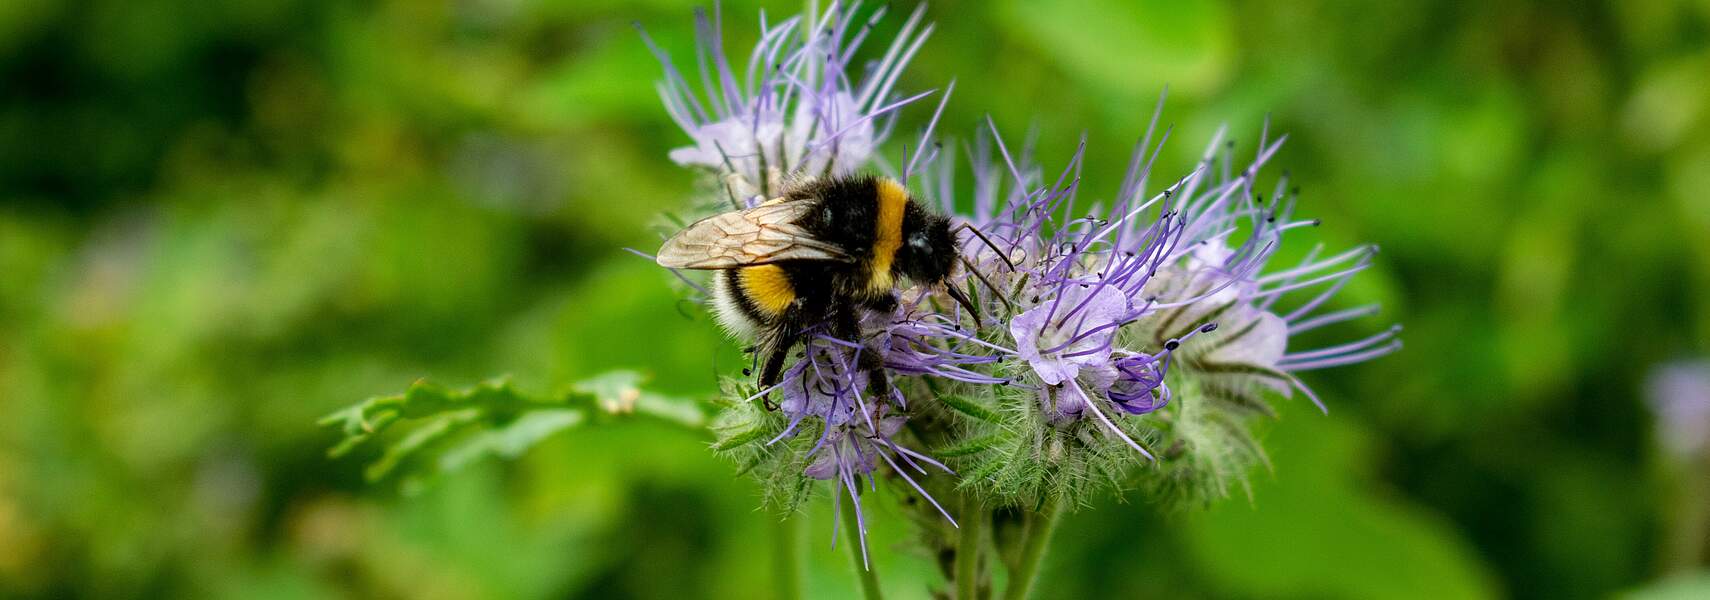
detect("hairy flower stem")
(844, 504), (885, 600)
(955, 495), (986, 600)
(1002, 497), (1063, 600)
(772, 515), (802, 600)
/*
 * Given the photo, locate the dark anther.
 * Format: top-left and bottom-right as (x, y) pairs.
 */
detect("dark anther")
(1030, 296), (1040, 303)
(1311, 219), (1322, 226)
(1165, 340), (1180, 351)
(1200, 323), (1219, 333)
(742, 368), (752, 376)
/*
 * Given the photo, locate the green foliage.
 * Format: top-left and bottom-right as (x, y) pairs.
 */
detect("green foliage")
(938, 360), (1164, 510)
(322, 372), (705, 494)
(1623, 572), (1710, 600)
(706, 378), (817, 513)
(1176, 401), (1500, 600)
(1133, 376), (1272, 509)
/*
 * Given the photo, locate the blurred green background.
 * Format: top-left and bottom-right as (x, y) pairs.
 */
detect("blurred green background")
(3, 0), (1709, 598)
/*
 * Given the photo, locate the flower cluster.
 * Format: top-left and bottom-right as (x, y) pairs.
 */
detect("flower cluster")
(871, 113), (1403, 504)
(645, 1), (1398, 561)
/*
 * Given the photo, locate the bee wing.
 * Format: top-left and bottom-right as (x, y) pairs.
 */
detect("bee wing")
(656, 201), (850, 269)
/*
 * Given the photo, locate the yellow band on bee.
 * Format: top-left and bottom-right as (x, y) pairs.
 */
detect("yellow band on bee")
(739, 264), (796, 315)
(870, 178), (908, 291)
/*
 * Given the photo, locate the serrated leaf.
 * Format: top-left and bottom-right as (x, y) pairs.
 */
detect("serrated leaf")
(939, 393), (1002, 423)
(364, 410), (482, 482)
(438, 409), (586, 472)
(574, 370), (708, 427)
(712, 424), (771, 452)
(936, 434), (1003, 458)
(322, 370), (708, 493)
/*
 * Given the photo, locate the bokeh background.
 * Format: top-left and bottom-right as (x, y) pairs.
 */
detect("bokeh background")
(3, 0), (1709, 598)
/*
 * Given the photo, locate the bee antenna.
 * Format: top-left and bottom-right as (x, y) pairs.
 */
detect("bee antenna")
(956, 253), (1014, 313)
(952, 222), (1015, 271)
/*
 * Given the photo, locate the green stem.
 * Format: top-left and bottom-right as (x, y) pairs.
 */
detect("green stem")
(843, 502), (884, 600)
(771, 514), (802, 600)
(1002, 496), (1063, 600)
(1662, 456), (1710, 573)
(955, 496), (985, 600)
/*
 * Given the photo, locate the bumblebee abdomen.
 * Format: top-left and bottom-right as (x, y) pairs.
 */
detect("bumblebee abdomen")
(739, 265), (797, 314)
(711, 265), (796, 340)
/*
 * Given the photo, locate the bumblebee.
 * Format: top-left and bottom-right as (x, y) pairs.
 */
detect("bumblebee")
(656, 174), (980, 404)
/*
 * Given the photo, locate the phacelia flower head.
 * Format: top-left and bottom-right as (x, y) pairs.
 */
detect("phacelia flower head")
(890, 100), (1401, 504)
(764, 337), (958, 566)
(638, 2), (935, 198)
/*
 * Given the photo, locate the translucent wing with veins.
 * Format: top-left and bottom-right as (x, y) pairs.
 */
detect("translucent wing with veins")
(656, 201), (850, 269)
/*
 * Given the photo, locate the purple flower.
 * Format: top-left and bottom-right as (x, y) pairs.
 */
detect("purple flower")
(906, 100), (1399, 452)
(760, 338), (958, 567)
(1010, 283), (1132, 386)
(638, 2), (936, 197)
(1648, 361), (1710, 460)
(1096, 322), (1220, 415)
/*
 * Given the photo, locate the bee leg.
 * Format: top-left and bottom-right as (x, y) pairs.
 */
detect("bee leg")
(863, 293), (898, 316)
(757, 330), (800, 412)
(833, 305), (890, 399)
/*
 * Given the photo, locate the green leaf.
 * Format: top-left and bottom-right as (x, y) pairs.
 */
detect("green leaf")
(437, 409), (586, 471)
(936, 433), (1004, 458)
(321, 370), (707, 493)
(711, 423), (771, 452)
(363, 409), (481, 482)
(1622, 572), (1710, 600)
(939, 393), (1003, 423)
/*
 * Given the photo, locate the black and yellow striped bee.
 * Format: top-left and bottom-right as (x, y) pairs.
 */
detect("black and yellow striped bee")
(656, 174), (979, 405)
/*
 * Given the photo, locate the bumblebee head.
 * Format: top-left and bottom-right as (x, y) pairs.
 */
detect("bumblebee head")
(897, 206), (957, 285)
(898, 205), (980, 319)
